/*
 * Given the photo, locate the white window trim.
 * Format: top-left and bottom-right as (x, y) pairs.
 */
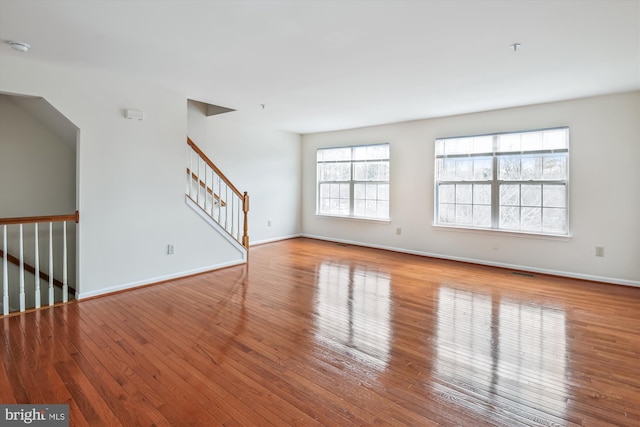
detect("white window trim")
(434, 127), (570, 236)
(316, 143), (390, 220)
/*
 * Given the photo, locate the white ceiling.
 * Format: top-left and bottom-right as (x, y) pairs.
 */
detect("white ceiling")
(1, 0), (638, 134)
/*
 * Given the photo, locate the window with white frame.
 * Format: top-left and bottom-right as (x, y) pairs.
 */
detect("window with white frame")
(317, 144), (390, 220)
(435, 128), (569, 235)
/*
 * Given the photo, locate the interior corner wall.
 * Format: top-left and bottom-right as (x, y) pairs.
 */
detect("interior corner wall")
(301, 91), (640, 286)
(0, 55), (246, 299)
(0, 94), (76, 217)
(187, 102), (302, 244)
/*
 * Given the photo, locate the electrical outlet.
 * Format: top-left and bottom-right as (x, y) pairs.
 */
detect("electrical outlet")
(492, 242), (499, 251)
(167, 244), (175, 255)
(268, 220), (272, 227)
(396, 227), (402, 235)
(595, 246), (604, 257)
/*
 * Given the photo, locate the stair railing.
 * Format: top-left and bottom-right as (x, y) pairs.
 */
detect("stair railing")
(1, 211), (79, 315)
(186, 138), (249, 249)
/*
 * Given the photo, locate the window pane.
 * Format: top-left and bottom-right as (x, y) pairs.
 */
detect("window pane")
(499, 156), (521, 180)
(439, 204), (455, 224)
(522, 132), (543, 151)
(543, 129), (568, 150)
(439, 184), (455, 203)
(320, 198), (330, 214)
(339, 200), (350, 215)
(378, 184), (389, 201)
(521, 184), (541, 207)
(340, 183), (350, 198)
(543, 208), (567, 233)
(500, 184), (520, 206)
(354, 163), (366, 180)
(473, 136), (493, 153)
(456, 204), (472, 225)
(330, 184), (340, 198)
(320, 163), (351, 181)
(498, 133), (520, 152)
(521, 156), (542, 180)
(353, 161), (390, 181)
(543, 155), (566, 180)
(473, 205), (491, 227)
(455, 159), (473, 181)
(473, 158), (493, 180)
(439, 159), (456, 181)
(366, 183), (377, 199)
(473, 184), (491, 205)
(447, 137), (473, 155)
(522, 207), (542, 231)
(377, 201), (389, 218)
(500, 206), (520, 229)
(354, 144), (389, 161)
(320, 183), (330, 197)
(456, 184), (472, 204)
(319, 147), (351, 161)
(543, 185), (566, 208)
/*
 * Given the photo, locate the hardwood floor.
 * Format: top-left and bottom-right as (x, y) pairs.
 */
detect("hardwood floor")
(2, 237), (640, 426)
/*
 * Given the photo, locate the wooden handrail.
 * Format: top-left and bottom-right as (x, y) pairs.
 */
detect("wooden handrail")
(187, 137), (249, 249)
(0, 211), (79, 226)
(187, 138), (243, 199)
(0, 249), (74, 297)
(186, 168), (227, 207)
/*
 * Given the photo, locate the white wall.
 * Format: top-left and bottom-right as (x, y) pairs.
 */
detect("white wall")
(0, 94), (78, 290)
(0, 55), (247, 299)
(0, 94), (76, 217)
(302, 92), (640, 286)
(188, 101), (302, 244)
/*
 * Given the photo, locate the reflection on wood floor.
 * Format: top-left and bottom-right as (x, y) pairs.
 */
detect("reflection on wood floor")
(2, 237), (639, 426)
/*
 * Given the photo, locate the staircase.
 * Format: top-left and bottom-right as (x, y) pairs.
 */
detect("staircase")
(186, 137), (249, 259)
(0, 212), (78, 315)
(0, 139), (248, 316)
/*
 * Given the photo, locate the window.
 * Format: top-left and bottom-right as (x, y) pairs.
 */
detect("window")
(317, 144), (389, 220)
(435, 128), (569, 235)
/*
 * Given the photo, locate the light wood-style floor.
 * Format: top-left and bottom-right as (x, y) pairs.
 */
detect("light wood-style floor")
(2, 237), (639, 426)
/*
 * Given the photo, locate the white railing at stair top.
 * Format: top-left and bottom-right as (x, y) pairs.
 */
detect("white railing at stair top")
(186, 138), (249, 249)
(1, 211), (78, 316)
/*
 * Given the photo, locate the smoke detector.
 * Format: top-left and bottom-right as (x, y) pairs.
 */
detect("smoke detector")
(9, 42), (30, 53)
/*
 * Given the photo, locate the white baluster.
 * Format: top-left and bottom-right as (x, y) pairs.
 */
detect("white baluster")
(204, 164), (209, 214)
(197, 157), (202, 206)
(19, 224), (25, 312)
(239, 194), (242, 242)
(217, 177), (222, 224)
(34, 223), (41, 309)
(224, 185), (229, 231)
(189, 148), (193, 198)
(187, 147), (192, 197)
(210, 168), (215, 216)
(49, 222), (54, 306)
(63, 221), (68, 303)
(2, 225), (8, 315)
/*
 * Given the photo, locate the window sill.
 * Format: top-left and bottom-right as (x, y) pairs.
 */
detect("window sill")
(316, 214), (391, 224)
(432, 224), (571, 241)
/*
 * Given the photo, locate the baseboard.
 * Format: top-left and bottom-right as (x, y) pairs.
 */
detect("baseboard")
(301, 234), (640, 288)
(250, 233), (303, 246)
(76, 259), (246, 300)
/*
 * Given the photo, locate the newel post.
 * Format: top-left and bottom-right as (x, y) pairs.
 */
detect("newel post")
(242, 192), (250, 249)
